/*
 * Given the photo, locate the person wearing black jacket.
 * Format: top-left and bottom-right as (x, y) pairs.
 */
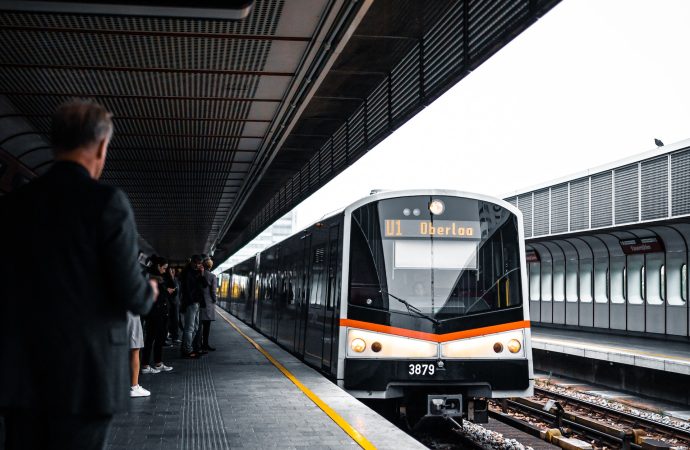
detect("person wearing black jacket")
(0, 100), (157, 450)
(180, 255), (209, 358)
(167, 266), (181, 343)
(141, 257), (174, 373)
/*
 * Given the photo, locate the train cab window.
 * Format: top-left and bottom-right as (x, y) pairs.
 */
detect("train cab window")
(348, 221), (383, 307)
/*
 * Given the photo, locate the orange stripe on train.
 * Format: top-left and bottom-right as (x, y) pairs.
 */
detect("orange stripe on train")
(339, 318), (530, 343)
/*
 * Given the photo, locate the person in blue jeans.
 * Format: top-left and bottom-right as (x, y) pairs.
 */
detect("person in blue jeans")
(180, 255), (208, 358)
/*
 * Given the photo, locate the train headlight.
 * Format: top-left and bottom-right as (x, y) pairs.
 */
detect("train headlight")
(507, 339), (522, 353)
(347, 329), (437, 358)
(429, 199), (445, 215)
(351, 338), (366, 353)
(441, 329), (526, 358)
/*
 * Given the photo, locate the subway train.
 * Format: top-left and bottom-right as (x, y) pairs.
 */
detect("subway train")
(217, 190), (534, 422)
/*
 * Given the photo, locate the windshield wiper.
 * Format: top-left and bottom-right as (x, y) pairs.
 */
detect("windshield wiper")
(379, 289), (440, 325)
(461, 267), (521, 316)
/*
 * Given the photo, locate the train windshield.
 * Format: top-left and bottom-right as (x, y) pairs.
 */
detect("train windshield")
(348, 196), (522, 320)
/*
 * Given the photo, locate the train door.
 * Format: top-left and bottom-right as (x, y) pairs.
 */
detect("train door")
(303, 228), (328, 368)
(321, 224), (340, 374)
(295, 233), (311, 357)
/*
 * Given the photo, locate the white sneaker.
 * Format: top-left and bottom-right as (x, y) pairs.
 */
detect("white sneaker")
(130, 385), (151, 398)
(141, 366), (160, 374)
(155, 363), (173, 372)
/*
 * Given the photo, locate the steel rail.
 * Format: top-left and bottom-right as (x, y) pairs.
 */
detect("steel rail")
(535, 387), (690, 444)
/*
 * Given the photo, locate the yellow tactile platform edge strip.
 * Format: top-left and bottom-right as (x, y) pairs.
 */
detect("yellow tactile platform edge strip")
(217, 309), (376, 450)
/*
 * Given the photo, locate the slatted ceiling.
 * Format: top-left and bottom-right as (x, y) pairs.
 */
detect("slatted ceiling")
(0, 31), (275, 71)
(590, 171), (612, 228)
(423, 5), (464, 93)
(614, 164), (638, 224)
(533, 189), (549, 236)
(672, 149), (690, 216)
(3, 95), (265, 120)
(569, 177), (589, 231)
(550, 183), (568, 234)
(0, 71), (270, 100)
(391, 44), (421, 120)
(517, 193), (532, 238)
(0, 2), (283, 35)
(468, 0), (530, 59)
(640, 156), (668, 221)
(0, 0), (562, 259)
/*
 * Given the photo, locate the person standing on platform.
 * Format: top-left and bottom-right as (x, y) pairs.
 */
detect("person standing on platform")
(0, 100), (157, 450)
(180, 254), (208, 358)
(200, 256), (218, 352)
(167, 266), (182, 344)
(127, 311), (150, 398)
(141, 257), (173, 374)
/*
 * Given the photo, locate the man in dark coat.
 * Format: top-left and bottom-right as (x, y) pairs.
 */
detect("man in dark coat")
(0, 100), (157, 450)
(180, 254), (208, 358)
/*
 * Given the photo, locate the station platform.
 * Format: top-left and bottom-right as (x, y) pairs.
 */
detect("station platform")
(107, 308), (424, 450)
(531, 326), (690, 405)
(531, 327), (690, 375)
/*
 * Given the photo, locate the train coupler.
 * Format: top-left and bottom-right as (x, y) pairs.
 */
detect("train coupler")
(427, 394), (462, 418)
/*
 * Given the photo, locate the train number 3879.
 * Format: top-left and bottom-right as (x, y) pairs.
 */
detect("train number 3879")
(408, 363), (435, 376)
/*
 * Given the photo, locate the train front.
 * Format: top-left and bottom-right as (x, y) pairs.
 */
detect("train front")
(340, 192), (533, 422)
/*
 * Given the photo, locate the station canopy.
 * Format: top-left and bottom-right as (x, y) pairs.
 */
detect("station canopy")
(0, 0), (560, 261)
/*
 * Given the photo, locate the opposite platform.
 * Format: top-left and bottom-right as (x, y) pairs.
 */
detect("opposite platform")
(107, 308), (424, 450)
(532, 327), (690, 375)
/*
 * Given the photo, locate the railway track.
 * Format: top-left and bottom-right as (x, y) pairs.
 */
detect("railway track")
(534, 387), (690, 445)
(488, 388), (690, 449)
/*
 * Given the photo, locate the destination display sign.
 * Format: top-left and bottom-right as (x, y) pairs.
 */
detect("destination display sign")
(383, 220), (481, 239)
(619, 237), (665, 255)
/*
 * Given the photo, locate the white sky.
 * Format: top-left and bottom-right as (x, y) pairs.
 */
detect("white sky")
(220, 0), (690, 266)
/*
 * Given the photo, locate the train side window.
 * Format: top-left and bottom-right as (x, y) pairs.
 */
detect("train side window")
(660, 265), (665, 302)
(682, 264), (688, 302)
